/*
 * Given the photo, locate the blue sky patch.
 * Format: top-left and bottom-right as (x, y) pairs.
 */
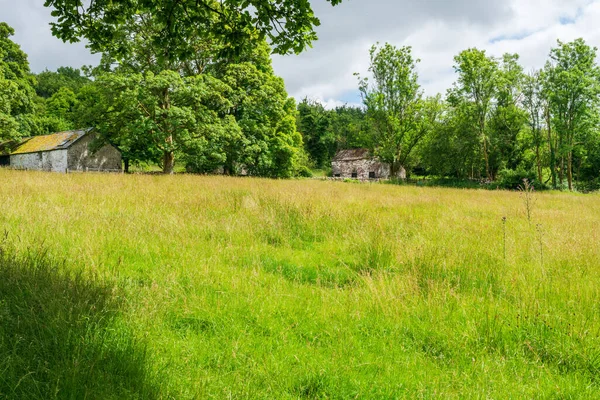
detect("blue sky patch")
(338, 90), (362, 105)
(489, 30), (537, 44)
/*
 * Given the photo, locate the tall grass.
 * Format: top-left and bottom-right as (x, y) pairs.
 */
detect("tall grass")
(0, 245), (157, 399)
(1, 170), (600, 398)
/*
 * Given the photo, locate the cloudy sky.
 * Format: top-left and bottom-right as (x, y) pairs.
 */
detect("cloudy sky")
(2, 0), (599, 108)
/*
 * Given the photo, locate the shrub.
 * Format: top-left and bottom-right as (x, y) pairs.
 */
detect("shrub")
(296, 166), (313, 178)
(497, 168), (545, 190)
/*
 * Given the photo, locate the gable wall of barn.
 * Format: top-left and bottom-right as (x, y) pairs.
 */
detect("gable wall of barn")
(67, 134), (122, 172)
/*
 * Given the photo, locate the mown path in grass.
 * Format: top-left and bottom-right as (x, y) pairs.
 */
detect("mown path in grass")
(1, 170), (600, 398)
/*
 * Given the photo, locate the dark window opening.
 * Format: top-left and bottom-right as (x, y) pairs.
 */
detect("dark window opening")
(351, 172), (358, 179)
(0, 156), (9, 166)
(369, 172), (376, 179)
(334, 174), (341, 178)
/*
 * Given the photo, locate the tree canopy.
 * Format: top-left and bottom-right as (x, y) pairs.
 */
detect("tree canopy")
(0, 22), (36, 141)
(357, 43), (437, 177)
(44, 0), (343, 58)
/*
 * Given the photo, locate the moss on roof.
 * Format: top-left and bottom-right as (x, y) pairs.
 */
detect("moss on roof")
(11, 130), (89, 155)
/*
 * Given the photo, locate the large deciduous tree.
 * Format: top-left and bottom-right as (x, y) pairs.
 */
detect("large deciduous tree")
(488, 53), (527, 176)
(184, 61), (302, 178)
(88, 71), (237, 174)
(357, 43), (425, 177)
(44, 0), (343, 58)
(544, 39), (600, 191)
(523, 70), (546, 184)
(35, 67), (90, 99)
(450, 48), (499, 181)
(219, 62), (301, 177)
(0, 23), (36, 141)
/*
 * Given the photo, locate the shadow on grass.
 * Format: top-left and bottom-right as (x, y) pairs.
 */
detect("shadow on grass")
(0, 247), (159, 399)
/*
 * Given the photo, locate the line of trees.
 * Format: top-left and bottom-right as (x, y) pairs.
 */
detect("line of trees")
(3, 0), (347, 175)
(297, 39), (600, 191)
(0, 21), (305, 177)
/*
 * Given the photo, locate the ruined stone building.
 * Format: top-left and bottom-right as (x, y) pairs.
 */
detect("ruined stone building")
(331, 148), (405, 180)
(3, 129), (122, 173)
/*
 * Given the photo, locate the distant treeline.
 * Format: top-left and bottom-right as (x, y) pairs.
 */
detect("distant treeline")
(3, 17), (600, 189)
(298, 40), (600, 191)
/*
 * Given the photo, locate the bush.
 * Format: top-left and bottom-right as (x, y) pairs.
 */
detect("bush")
(575, 178), (600, 193)
(497, 169), (545, 190)
(296, 166), (313, 178)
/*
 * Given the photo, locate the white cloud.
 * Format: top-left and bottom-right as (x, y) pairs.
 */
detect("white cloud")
(0, 0), (100, 72)
(273, 0), (600, 107)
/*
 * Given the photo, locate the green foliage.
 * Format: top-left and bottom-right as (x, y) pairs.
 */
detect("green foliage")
(28, 68), (91, 136)
(417, 41), (600, 191)
(449, 48), (499, 180)
(84, 70), (236, 174)
(295, 99), (373, 169)
(522, 70), (546, 183)
(487, 54), (528, 174)
(332, 105), (372, 149)
(296, 99), (336, 168)
(44, 0), (344, 57)
(497, 168), (542, 190)
(544, 39), (600, 190)
(296, 165), (313, 178)
(357, 43), (427, 176)
(218, 62), (302, 178)
(34, 66), (90, 98)
(0, 23), (36, 141)
(46, 87), (78, 120)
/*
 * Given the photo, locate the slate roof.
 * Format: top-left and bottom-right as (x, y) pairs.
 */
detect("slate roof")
(332, 148), (372, 162)
(11, 129), (91, 155)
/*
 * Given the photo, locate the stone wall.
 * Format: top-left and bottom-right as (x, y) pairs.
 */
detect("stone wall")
(331, 159), (391, 180)
(43, 150), (69, 172)
(67, 134), (122, 172)
(10, 153), (42, 170)
(11, 150), (68, 172)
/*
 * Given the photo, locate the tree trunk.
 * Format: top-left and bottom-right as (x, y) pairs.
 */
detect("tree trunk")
(545, 108), (557, 189)
(567, 151), (573, 191)
(163, 151), (175, 174)
(559, 156), (564, 186)
(482, 139), (491, 181)
(479, 116), (491, 181)
(163, 134), (175, 174)
(124, 158), (130, 174)
(535, 142), (542, 184)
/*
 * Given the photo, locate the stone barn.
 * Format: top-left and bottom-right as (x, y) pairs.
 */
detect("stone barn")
(331, 148), (406, 180)
(8, 129), (122, 173)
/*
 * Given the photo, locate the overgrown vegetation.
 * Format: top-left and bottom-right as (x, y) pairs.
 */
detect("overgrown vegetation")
(1, 170), (600, 398)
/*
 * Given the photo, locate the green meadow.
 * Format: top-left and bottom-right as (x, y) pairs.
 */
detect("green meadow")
(1, 169), (600, 399)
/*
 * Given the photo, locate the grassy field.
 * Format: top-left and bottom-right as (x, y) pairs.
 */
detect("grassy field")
(1, 169), (600, 399)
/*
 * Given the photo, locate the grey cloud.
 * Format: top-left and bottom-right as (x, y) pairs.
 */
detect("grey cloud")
(274, 0), (513, 101)
(1, 0), (100, 72)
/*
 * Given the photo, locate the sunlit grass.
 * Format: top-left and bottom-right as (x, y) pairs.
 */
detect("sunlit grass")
(1, 169), (599, 398)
